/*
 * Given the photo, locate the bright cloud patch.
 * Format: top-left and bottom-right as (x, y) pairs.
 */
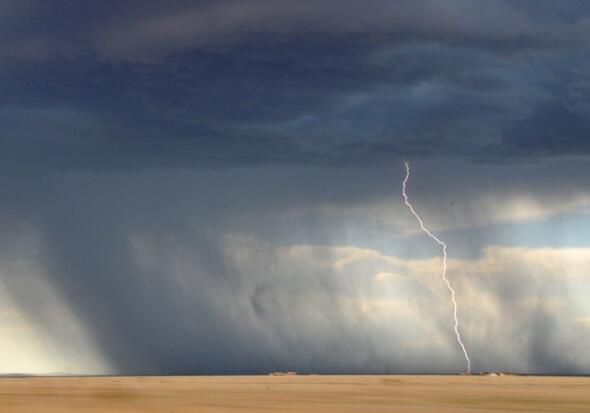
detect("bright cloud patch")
(0, 228), (110, 375)
(223, 237), (590, 373)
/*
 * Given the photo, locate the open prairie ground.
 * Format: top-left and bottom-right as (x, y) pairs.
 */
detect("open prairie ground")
(0, 374), (587, 412)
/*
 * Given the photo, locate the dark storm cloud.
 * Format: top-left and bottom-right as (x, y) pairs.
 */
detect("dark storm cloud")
(2, 0), (583, 60)
(499, 101), (590, 156)
(2, 1), (590, 166)
(1, 2), (590, 376)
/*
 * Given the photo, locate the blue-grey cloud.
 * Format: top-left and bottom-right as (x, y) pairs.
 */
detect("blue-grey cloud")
(1, 1), (590, 167)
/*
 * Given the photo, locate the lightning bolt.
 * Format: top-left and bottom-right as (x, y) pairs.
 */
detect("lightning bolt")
(401, 161), (471, 374)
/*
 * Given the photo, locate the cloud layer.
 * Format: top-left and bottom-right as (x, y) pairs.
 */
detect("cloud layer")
(2, 1), (590, 166)
(0, 162), (588, 374)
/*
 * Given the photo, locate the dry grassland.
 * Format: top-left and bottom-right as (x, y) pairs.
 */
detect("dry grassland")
(0, 374), (588, 412)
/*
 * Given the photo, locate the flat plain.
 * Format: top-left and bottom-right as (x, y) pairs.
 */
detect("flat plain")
(0, 374), (587, 412)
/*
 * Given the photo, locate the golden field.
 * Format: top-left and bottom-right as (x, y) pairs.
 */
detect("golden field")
(0, 374), (588, 412)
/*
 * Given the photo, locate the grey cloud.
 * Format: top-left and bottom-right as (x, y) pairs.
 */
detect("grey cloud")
(0, 166), (412, 374)
(500, 101), (590, 156)
(3, 1), (587, 61)
(1, 161), (589, 374)
(0, 38), (558, 166)
(2, 2), (590, 166)
(459, 256), (589, 374)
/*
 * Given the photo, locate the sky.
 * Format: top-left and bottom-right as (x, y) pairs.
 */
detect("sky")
(0, 0), (589, 375)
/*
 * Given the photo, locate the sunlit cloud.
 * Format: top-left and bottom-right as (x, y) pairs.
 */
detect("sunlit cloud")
(0, 241), (110, 375)
(223, 235), (590, 373)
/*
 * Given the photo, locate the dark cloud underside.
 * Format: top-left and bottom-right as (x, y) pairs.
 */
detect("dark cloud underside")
(1, 1), (590, 166)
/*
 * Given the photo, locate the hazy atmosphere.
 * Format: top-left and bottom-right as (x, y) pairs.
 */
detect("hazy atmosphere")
(1, 1), (589, 375)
